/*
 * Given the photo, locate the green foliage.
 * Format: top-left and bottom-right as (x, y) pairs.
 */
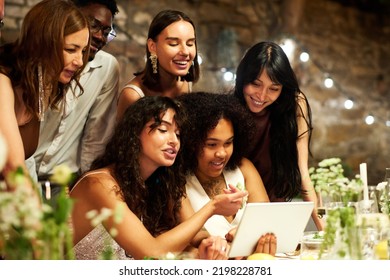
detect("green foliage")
(310, 158), (364, 260)
(319, 206), (362, 260)
(309, 157), (363, 204)
(38, 187), (75, 260)
(0, 167), (74, 260)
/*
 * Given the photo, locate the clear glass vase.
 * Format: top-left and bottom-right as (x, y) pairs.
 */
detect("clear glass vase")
(320, 205), (362, 260)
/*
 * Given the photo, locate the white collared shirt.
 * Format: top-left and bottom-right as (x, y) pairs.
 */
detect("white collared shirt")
(28, 50), (120, 178)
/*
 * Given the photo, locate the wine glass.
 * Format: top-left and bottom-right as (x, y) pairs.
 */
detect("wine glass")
(356, 186), (379, 214)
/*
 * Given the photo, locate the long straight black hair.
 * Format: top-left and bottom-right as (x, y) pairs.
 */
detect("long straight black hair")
(234, 41), (313, 200)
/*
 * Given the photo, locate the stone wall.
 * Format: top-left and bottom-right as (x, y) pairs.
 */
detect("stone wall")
(2, 0), (389, 184)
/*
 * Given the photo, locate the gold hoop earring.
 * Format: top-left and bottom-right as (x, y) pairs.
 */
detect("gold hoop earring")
(149, 53), (158, 74)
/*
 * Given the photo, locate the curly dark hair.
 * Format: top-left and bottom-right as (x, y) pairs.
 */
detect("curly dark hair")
(177, 92), (255, 175)
(233, 41), (313, 200)
(91, 96), (188, 236)
(71, 0), (119, 16)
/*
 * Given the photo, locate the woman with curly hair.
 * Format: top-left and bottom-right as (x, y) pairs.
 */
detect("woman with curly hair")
(232, 41), (322, 230)
(116, 9), (200, 121)
(0, 0), (90, 179)
(178, 92), (275, 256)
(70, 96), (247, 260)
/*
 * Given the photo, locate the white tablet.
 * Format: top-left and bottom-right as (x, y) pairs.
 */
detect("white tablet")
(228, 201), (314, 258)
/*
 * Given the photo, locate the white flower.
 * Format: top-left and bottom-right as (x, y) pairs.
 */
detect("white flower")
(88, 207), (114, 227)
(109, 228), (118, 237)
(165, 252), (176, 260)
(100, 207), (113, 220)
(113, 203), (124, 224)
(85, 205), (124, 249)
(376, 182), (387, 191)
(0, 175), (43, 245)
(86, 209), (98, 220)
(310, 157), (362, 202)
(90, 215), (102, 227)
(50, 164), (73, 185)
(318, 157), (341, 168)
(1, 165), (75, 259)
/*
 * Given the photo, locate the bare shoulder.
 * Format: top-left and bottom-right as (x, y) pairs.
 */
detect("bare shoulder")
(70, 169), (122, 202)
(239, 157), (256, 170)
(296, 91), (308, 104)
(239, 158), (269, 202)
(118, 77), (144, 104)
(239, 157), (260, 179)
(296, 92), (310, 118)
(0, 72), (11, 83)
(121, 76), (142, 93)
(0, 73), (13, 95)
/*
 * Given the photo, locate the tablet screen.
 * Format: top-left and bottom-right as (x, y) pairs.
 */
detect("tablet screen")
(228, 201), (314, 258)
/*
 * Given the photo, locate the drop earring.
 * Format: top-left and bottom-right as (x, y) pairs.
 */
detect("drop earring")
(149, 53), (158, 74)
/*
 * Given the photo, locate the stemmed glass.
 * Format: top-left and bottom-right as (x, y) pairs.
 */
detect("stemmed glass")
(356, 186), (379, 214)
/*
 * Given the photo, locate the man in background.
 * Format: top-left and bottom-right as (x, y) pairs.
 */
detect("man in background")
(28, 0), (120, 199)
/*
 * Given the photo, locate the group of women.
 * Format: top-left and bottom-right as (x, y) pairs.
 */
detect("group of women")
(0, 0), (320, 260)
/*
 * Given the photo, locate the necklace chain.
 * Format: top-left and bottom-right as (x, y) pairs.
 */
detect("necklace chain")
(38, 64), (45, 121)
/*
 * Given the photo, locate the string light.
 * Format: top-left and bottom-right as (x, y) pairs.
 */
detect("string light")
(223, 71), (235, 82)
(280, 38), (296, 61)
(324, 77), (334, 88)
(197, 54), (203, 65)
(300, 51), (310, 62)
(278, 36), (388, 128)
(215, 36), (387, 128)
(344, 98), (354, 110)
(365, 114), (375, 125)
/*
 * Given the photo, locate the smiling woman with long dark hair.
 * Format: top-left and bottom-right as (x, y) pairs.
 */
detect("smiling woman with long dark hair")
(233, 41), (321, 230)
(116, 9), (200, 121)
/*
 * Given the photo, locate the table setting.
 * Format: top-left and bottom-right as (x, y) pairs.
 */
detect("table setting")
(304, 159), (390, 260)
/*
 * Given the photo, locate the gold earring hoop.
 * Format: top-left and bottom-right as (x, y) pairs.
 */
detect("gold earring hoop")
(149, 53), (158, 74)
